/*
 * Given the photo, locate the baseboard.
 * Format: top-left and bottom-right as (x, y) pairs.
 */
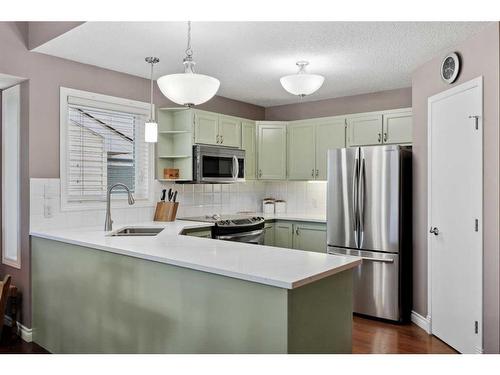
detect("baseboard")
(3, 315), (33, 343)
(411, 310), (431, 334)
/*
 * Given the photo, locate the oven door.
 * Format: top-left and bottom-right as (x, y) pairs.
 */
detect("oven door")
(195, 146), (245, 183)
(215, 229), (264, 245)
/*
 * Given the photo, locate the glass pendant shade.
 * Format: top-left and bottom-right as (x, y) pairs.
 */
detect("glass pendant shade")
(280, 61), (324, 97)
(145, 121), (158, 143)
(157, 71), (220, 107)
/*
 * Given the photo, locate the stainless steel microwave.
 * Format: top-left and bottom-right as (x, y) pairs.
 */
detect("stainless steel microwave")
(192, 144), (245, 183)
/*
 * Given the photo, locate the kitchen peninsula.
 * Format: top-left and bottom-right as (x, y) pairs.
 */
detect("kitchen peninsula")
(30, 220), (360, 354)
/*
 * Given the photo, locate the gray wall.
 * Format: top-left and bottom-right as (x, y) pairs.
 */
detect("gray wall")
(0, 21), (264, 327)
(411, 22), (499, 353)
(264, 87), (412, 121)
(28, 22), (85, 50)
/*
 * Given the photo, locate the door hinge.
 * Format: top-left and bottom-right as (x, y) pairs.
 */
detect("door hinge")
(475, 219), (479, 232)
(475, 321), (479, 334)
(469, 115), (480, 130)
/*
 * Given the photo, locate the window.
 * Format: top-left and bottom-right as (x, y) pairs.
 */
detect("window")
(60, 88), (153, 209)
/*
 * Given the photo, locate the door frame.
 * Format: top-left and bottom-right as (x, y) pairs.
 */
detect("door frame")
(427, 76), (483, 352)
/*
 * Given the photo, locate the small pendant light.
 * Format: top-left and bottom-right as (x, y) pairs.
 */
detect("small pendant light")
(145, 56), (160, 143)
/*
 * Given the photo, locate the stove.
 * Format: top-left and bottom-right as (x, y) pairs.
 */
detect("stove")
(180, 214), (266, 244)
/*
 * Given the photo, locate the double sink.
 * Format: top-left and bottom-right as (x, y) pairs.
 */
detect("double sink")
(109, 227), (165, 237)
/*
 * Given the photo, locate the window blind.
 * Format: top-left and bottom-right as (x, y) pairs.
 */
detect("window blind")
(66, 102), (150, 202)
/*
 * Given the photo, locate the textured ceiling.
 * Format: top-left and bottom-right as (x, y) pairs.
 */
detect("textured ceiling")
(34, 22), (490, 107)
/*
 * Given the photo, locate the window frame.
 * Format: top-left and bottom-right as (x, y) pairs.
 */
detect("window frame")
(60, 87), (155, 211)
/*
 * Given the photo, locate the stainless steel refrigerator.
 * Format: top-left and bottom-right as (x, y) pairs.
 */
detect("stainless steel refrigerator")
(327, 145), (412, 322)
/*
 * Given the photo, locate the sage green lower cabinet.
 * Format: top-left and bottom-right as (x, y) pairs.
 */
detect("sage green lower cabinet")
(274, 222), (293, 248)
(31, 237), (352, 353)
(241, 120), (256, 179)
(263, 223), (275, 246)
(292, 223), (327, 253)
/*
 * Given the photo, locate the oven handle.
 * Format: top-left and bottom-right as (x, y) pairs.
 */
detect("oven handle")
(216, 229), (264, 240)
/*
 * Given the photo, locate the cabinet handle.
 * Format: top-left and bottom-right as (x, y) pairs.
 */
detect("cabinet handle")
(216, 135), (220, 143)
(311, 169), (315, 177)
(258, 169), (262, 178)
(221, 135), (224, 144)
(378, 133), (381, 143)
(383, 133), (387, 142)
(315, 169), (319, 178)
(295, 227), (299, 236)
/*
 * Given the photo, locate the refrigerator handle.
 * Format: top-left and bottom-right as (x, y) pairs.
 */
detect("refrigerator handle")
(358, 150), (366, 248)
(352, 151), (359, 248)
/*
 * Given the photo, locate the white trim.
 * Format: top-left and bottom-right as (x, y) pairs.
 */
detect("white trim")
(59, 87), (155, 212)
(3, 315), (33, 343)
(411, 311), (431, 334)
(427, 76), (484, 351)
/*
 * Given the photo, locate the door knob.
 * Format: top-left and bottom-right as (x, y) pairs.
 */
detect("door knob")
(429, 227), (439, 236)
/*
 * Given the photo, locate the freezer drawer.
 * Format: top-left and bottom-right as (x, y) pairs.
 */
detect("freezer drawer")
(328, 247), (401, 321)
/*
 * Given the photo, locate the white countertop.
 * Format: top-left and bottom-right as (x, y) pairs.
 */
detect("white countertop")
(30, 220), (359, 290)
(262, 212), (326, 223)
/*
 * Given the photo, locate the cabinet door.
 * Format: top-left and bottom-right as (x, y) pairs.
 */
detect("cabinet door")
(263, 223), (275, 246)
(257, 122), (287, 180)
(292, 223), (327, 253)
(383, 110), (412, 144)
(287, 121), (316, 180)
(194, 110), (219, 145)
(219, 115), (241, 147)
(241, 120), (256, 180)
(274, 222), (293, 248)
(315, 117), (346, 180)
(346, 114), (383, 146)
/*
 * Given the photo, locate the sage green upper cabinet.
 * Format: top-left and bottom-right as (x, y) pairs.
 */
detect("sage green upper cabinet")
(315, 117), (346, 180)
(241, 120), (256, 180)
(287, 121), (316, 180)
(346, 114), (383, 146)
(292, 223), (327, 253)
(194, 110), (219, 145)
(218, 115), (241, 147)
(275, 222), (293, 248)
(382, 109), (412, 144)
(257, 122), (287, 180)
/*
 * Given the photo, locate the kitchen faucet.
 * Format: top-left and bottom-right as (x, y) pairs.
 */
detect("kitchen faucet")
(104, 183), (135, 231)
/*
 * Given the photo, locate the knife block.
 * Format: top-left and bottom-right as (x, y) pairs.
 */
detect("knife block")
(154, 201), (179, 222)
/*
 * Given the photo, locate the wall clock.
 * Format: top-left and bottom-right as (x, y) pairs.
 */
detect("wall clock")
(441, 52), (460, 84)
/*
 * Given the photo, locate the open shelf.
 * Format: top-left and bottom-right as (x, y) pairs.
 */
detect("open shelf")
(158, 155), (191, 159)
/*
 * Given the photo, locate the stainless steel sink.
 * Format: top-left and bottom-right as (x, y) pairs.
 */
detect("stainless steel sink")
(109, 227), (165, 237)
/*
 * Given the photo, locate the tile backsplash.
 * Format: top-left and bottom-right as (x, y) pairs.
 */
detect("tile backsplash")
(30, 178), (327, 230)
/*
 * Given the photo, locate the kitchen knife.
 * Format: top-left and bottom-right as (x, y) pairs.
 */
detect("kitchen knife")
(172, 191), (178, 202)
(167, 188), (173, 202)
(160, 189), (166, 202)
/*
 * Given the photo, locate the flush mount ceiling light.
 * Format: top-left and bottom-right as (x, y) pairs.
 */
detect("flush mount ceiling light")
(280, 61), (325, 97)
(157, 21), (220, 107)
(145, 56), (160, 143)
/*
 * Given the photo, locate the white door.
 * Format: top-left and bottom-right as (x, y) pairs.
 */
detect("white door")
(428, 77), (483, 354)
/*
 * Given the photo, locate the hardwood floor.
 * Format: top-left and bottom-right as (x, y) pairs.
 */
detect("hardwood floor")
(352, 315), (457, 354)
(0, 317), (456, 354)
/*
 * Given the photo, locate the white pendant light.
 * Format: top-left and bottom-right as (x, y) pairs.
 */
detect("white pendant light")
(157, 21), (220, 107)
(280, 61), (325, 97)
(145, 56), (159, 143)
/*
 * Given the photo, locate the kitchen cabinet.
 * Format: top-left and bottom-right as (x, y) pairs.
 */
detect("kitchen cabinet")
(263, 223), (275, 246)
(257, 122), (287, 180)
(241, 120), (256, 179)
(194, 111), (241, 147)
(274, 222), (293, 248)
(194, 110), (219, 145)
(315, 117), (346, 180)
(287, 116), (346, 181)
(292, 222), (327, 253)
(383, 110), (412, 144)
(218, 115), (241, 147)
(287, 121), (316, 180)
(346, 113), (383, 146)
